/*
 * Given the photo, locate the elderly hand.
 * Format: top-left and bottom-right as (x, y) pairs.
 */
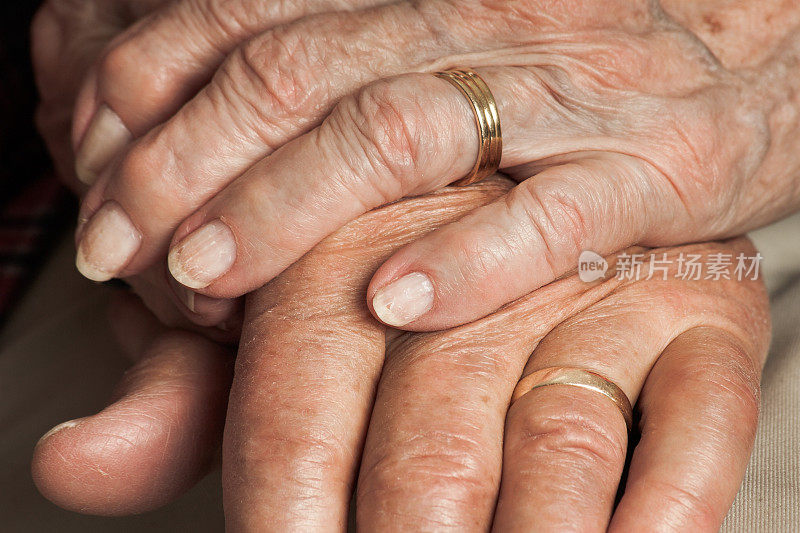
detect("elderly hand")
(30, 0), (168, 192)
(33, 178), (770, 531)
(64, 0), (800, 330)
(32, 0), (242, 328)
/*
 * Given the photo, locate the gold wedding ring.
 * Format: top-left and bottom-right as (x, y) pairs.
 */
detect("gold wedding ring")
(511, 367), (634, 432)
(434, 68), (502, 186)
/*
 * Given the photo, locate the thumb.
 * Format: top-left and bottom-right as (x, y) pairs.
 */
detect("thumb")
(367, 155), (659, 330)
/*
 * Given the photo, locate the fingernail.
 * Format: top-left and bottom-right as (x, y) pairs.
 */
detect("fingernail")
(168, 220), (236, 290)
(180, 285), (196, 313)
(76, 202), (141, 282)
(75, 105), (132, 185)
(36, 419), (82, 447)
(371, 272), (435, 327)
(168, 274), (197, 313)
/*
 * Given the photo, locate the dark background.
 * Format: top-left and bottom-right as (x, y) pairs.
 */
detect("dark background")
(0, 1), (76, 322)
(0, 1), (49, 207)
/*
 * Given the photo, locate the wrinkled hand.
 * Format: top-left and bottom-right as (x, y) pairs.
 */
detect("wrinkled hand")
(32, 0), (242, 329)
(63, 0), (800, 331)
(33, 179), (770, 531)
(31, 0), (166, 192)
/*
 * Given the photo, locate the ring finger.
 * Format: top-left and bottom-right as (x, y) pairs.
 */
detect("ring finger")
(494, 298), (658, 531)
(494, 269), (767, 531)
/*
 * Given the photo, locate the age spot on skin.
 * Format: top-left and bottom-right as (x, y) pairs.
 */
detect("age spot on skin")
(702, 13), (724, 35)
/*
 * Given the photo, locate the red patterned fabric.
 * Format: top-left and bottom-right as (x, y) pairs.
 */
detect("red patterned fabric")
(0, 2), (74, 323)
(0, 175), (71, 322)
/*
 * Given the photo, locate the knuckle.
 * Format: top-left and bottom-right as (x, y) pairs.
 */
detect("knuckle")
(647, 88), (768, 221)
(98, 39), (170, 105)
(31, 2), (57, 43)
(670, 333), (761, 426)
(359, 431), (499, 508)
(355, 81), (422, 181)
(114, 139), (195, 213)
(116, 143), (156, 193)
(116, 142), (160, 195)
(220, 28), (322, 142)
(237, 431), (351, 491)
(510, 408), (626, 473)
(201, 0), (298, 37)
(508, 177), (592, 274)
(327, 78), (427, 201)
(507, 62), (602, 126)
(198, 0), (259, 39)
(450, 218), (522, 286)
(658, 102), (726, 197)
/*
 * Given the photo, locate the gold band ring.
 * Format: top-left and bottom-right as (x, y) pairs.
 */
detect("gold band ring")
(434, 68), (502, 186)
(511, 367), (634, 432)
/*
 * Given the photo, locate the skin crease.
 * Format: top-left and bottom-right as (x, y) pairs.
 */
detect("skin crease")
(34, 179), (769, 531)
(43, 0), (799, 335)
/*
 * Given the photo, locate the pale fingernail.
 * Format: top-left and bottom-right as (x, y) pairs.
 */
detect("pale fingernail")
(371, 272), (435, 327)
(76, 202), (141, 282)
(75, 105), (132, 185)
(36, 419), (82, 447)
(168, 220), (236, 290)
(167, 270), (197, 312)
(179, 285), (196, 313)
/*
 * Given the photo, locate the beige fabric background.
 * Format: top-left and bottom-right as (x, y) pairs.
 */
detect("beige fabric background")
(1, 214), (799, 532)
(721, 214), (800, 532)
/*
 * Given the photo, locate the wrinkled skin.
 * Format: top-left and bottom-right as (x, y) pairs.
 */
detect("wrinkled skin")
(35, 0), (799, 334)
(31, 0), (239, 330)
(33, 179), (770, 531)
